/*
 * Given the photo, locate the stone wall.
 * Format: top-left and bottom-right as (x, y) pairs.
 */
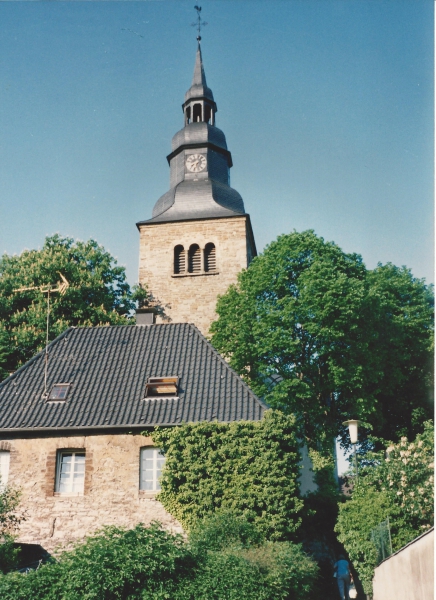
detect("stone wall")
(372, 527), (434, 600)
(138, 215), (255, 335)
(5, 433), (181, 553)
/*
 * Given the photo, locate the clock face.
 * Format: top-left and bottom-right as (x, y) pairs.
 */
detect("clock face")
(186, 153), (207, 173)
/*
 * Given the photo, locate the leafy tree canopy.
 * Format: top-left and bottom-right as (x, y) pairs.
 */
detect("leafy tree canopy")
(152, 410), (303, 541)
(210, 230), (433, 447)
(335, 421), (434, 594)
(0, 235), (148, 374)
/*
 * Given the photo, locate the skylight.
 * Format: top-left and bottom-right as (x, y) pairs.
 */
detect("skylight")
(48, 384), (70, 401)
(145, 377), (178, 397)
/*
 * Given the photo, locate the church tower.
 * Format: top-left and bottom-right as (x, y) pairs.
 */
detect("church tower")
(137, 42), (256, 335)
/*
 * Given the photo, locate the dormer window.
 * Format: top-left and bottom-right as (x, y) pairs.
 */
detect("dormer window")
(145, 377), (179, 398)
(48, 384), (70, 401)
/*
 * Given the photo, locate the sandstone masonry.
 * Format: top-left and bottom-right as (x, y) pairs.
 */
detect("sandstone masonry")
(138, 215), (255, 335)
(7, 433), (181, 553)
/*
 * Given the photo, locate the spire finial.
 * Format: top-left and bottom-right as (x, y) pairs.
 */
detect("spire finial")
(192, 5), (208, 41)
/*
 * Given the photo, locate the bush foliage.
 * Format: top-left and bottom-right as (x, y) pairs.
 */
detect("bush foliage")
(0, 484), (24, 573)
(151, 410), (303, 540)
(335, 421), (434, 593)
(0, 518), (318, 600)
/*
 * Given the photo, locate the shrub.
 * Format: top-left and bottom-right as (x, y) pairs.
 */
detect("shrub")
(0, 523), (195, 600)
(152, 410), (303, 540)
(0, 517), (319, 600)
(185, 511), (318, 600)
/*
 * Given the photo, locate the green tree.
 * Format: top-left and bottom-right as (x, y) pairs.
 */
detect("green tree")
(0, 328), (9, 381)
(210, 230), (433, 447)
(366, 263), (434, 441)
(335, 422), (434, 594)
(152, 410), (303, 541)
(0, 235), (149, 374)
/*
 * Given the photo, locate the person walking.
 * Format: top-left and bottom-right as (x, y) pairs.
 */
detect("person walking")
(334, 554), (351, 600)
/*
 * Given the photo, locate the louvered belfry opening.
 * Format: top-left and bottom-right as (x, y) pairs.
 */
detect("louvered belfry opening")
(188, 244), (201, 273)
(204, 243), (217, 272)
(174, 245), (186, 274)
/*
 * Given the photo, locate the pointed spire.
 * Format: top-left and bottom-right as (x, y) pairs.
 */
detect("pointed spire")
(192, 42), (207, 87)
(185, 42), (214, 103)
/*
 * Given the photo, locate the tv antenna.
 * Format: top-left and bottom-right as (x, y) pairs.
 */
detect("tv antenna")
(192, 5), (208, 41)
(14, 273), (70, 397)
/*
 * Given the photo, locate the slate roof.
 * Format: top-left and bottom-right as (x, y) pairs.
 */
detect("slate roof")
(144, 179), (246, 224)
(0, 324), (266, 434)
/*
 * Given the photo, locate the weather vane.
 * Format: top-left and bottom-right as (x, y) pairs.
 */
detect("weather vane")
(192, 5), (208, 41)
(14, 273), (70, 397)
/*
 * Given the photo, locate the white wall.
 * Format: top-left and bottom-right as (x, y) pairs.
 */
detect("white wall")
(373, 527), (434, 600)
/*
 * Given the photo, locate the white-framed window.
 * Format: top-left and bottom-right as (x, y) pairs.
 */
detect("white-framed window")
(56, 451), (85, 495)
(0, 451), (10, 487)
(140, 448), (165, 492)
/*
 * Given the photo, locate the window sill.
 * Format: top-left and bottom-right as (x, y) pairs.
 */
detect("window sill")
(139, 491), (160, 499)
(171, 271), (219, 278)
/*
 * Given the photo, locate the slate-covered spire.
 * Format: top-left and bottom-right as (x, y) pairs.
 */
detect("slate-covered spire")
(192, 42), (209, 87)
(184, 42), (215, 112)
(138, 42), (247, 225)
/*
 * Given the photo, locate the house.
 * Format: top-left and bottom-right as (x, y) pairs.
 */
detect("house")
(0, 323), (265, 551)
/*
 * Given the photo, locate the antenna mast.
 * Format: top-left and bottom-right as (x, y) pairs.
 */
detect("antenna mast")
(14, 273), (69, 397)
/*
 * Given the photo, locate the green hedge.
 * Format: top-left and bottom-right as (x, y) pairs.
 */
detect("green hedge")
(0, 518), (318, 600)
(151, 410), (303, 540)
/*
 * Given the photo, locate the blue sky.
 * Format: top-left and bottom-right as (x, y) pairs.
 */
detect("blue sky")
(0, 1), (433, 288)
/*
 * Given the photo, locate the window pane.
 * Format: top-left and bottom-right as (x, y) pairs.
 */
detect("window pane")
(140, 448), (165, 492)
(57, 451), (85, 494)
(0, 451), (10, 486)
(50, 385), (69, 400)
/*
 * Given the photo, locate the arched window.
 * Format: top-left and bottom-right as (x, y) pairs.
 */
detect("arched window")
(204, 243), (217, 272)
(174, 245), (185, 274)
(185, 106), (191, 125)
(193, 103), (202, 123)
(188, 244), (201, 273)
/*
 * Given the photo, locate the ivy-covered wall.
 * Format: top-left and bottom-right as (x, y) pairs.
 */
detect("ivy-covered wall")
(151, 410), (303, 540)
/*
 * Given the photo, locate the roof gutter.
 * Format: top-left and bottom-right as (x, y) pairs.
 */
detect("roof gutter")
(0, 418), (262, 437)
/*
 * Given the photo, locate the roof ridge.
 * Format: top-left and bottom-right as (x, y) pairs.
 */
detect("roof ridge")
(186, 323), (267, 410)
(0, 326), (75, 389)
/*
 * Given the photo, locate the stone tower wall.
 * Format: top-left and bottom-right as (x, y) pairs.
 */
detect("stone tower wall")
(138, 215), (254, 335)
